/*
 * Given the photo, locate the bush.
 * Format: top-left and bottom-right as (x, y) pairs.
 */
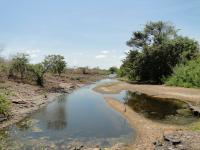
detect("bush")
(165, 56), (200, 88)
(0, 58), (10, 77)
(28, 64), (46, 86)
(0, 94), (10, 115)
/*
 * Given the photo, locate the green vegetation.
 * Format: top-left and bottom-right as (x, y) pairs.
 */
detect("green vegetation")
(28, 63), (47, 86)
(1, 53), (67, 86)
(43, 55), (66, 76)
(188, 121), (200, 131)
(0, 93), (10, 115)
(9, 53), (29, 80)
(0, 58), (10, 82)
(165, 56), (200, 88)
(119, 21), (199, 84)
(0, 52), (107, 87)
(109, 66), (118, 74)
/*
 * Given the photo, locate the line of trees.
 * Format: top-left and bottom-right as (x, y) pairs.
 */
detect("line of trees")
(8, 54), (66, 86)
(118, 21), (200, 83)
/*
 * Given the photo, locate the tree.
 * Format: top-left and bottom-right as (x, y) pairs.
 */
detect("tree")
(109, 67), (118, 74)
(43, 55), (66, 76)
(127, 21), (177, 50)
(119, 50), (140, 80)
(10, 53), (29, 80)
(120, 21), (199, 83)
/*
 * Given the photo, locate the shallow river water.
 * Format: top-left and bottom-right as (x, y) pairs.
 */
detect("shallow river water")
(0, 78), (199, 149)
(0, 79), (134, 149)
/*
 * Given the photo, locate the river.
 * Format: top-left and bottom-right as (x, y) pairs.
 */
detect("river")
(0, 79), (135, 149)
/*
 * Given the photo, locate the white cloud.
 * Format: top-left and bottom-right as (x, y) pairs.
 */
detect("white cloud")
(23, 49), (41, 63)
(100, 50), (109, 54)
(95, 50), (112, 59)
(119, 55), (126, 60)
(95, 54), (108, 59)
(26, 49), (40, 58)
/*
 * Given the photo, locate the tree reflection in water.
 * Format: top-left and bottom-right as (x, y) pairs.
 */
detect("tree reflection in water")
(46, 94), (68, 130)
(123, 91), (195, 123)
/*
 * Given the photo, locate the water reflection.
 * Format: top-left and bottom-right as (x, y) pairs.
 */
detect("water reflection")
(15, 119), (33, 131)
(123, 91), (198, 124)
(46, 95), (68, 130)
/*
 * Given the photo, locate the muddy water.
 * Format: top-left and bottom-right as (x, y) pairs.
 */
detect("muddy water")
(109, 91), (199, 125)
(0, 79), (135, 149)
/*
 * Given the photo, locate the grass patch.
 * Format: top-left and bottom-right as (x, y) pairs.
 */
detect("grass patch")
(188, 121), (200, 131)
(0, 93), (11, 115)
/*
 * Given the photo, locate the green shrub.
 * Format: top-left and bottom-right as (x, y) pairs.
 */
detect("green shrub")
(0, 94), (10, 115)
(28, 64), (46, 86)
(165, 56), (200, 88)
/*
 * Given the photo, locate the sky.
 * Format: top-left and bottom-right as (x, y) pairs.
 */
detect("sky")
(0, 0), (200, 69)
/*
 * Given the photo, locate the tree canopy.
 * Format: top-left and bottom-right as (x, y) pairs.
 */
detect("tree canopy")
(10, 53), (29, 80)
(43, 55), (66, 76)
(119, 21), (199, 83)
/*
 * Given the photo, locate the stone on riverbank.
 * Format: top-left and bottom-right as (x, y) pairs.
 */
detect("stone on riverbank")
(154, 131), (200, 150)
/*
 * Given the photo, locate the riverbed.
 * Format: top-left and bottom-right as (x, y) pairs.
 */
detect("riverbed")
(0, 79), (135, 149)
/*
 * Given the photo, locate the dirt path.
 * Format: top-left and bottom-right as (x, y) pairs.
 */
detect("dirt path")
(94, 81), (200, 104)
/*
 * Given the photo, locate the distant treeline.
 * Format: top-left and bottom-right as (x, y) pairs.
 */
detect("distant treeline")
(118, 21), (200, 88)
(0, 54), (108, 86)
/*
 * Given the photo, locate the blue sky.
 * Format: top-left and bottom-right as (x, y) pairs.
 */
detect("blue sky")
(0, 0), (200, 68)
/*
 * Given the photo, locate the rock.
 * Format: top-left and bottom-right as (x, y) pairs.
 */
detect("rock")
(0, 114), (7, 122)
(164, 135), (181, 145)
(12, 99), (27, 104)
(153, 140), (162, 146)
(67, 145), (72, 149)
(154, 131), (200, 149)
(79, 145), (84, 149)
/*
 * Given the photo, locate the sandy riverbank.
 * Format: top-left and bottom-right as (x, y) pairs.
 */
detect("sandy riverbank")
(93, 81), (200, 149)
(93, 81), (200, 104)
(105, 97), (180, 149)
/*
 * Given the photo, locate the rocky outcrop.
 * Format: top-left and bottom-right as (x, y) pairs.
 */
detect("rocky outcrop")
(154, 131), (200, 150)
